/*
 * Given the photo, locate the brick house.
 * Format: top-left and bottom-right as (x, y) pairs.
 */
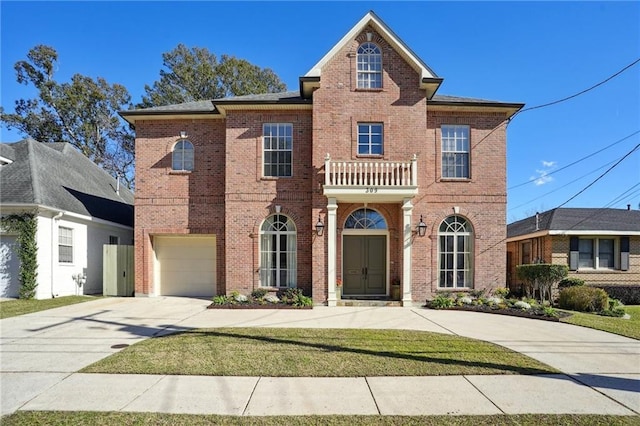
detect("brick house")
(121, 11), (523, 306)
(507, 208), (640, 292)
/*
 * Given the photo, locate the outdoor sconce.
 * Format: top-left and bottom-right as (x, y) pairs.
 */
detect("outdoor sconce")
(417, 215), (427, 237)
(315, 216), (325, 237)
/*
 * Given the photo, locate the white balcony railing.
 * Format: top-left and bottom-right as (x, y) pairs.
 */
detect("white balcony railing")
(324, 154), (417, 187)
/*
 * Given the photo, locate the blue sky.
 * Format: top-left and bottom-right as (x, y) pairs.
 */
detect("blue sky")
(2, 1), (639, 222)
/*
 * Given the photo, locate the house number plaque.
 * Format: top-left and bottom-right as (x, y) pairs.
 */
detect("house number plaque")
(365, 187), (378, 193)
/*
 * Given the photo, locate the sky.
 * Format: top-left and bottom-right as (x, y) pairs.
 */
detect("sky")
(1, 1), (639, 223)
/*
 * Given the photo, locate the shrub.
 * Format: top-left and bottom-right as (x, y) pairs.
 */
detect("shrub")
(212, 295), (228, 305)
(278, 288), (313, 307)
(596, 285), (640, 305)
(251, 288), (268, 300)
(514, 301), (531, 310)
(459, 296), (473, 305)
(234, 293), (248, 303)
(430, 294), (454, 309)
(558, 286), (609, 312)
(543, 306), (558, 317)
(265, 294), (280, 303)
(494, 287), (510, 298)
(558, 277), (585, 289)
(516, 264), (568, 303)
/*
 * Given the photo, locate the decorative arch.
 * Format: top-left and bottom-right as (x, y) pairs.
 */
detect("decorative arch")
(172, 140), (194, 171)
(260, 214), (297, 288)
(438, 215), (474, 289)
(357, 42), (382, 89)
(344, 208), (387, 230)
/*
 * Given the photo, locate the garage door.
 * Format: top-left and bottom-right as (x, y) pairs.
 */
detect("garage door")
(0, 235), (21, 298)
(154, 236), (216, 297)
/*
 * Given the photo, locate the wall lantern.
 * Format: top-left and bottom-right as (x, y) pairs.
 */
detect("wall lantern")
(315, 216), (325, 237)
(417, 215), (427, 237)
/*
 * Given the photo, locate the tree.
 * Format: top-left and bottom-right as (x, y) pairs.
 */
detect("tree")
(1, 45), (135, 188)
(138, 44), (286, 108)
(516, 264), (568, 304)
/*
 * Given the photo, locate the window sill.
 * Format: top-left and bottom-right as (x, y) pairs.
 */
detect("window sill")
(169, 170), (192, 175)
(574, 269), (623, 274)
(439, 178), (472, 183)
(261, 176), (292, 180)
(355, 88), (384, 92)
(355, 154), (384, 159)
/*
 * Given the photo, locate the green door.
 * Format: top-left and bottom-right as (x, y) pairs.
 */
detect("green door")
(343, 235), (386, 296)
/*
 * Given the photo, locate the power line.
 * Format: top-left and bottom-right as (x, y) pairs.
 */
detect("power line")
(508, 158), (618, 211)
(556, 143), (640, 209)
(508, 130), (639, 190)
(516, 58), (640, 115)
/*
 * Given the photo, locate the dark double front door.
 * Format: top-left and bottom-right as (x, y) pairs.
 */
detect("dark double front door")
(343, 235), (386, 296)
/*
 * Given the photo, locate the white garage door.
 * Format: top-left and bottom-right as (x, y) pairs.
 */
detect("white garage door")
(154, 236), (216, 297)
(0, 235), (21, 298)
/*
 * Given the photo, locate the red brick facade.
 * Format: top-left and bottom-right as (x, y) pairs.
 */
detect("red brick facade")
(128, 13), (522, 304)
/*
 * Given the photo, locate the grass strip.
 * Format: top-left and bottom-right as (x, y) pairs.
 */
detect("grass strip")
(561, 305), (640, 340)
(82, 327), (556, 376)
(0, 296), (98, 319)
(2, 412), (639, 426)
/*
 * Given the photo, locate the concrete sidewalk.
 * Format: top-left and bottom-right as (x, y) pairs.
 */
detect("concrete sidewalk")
(1, 297), (639, 417)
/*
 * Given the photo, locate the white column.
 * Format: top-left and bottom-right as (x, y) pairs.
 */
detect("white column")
(402, 198), (413, 307)
(326, 198), (338, 306)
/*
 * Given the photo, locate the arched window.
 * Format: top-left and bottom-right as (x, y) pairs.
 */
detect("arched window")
(357, 42), (382, 89)
(438, 215), (473, 288)
(345, 208), (387, 229)
(172, 140), (194, 171)
(260, 214), (297, 288)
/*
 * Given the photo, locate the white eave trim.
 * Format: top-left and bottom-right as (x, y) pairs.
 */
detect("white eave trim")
(0, 155), (13, 165)
(506, 229), (640, 242)
(0, 203), (133, 231)
(304, 11), (438, 81)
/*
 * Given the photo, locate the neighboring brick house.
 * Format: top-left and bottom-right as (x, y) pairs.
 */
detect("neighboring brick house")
(121, 12), (523, 305)
(506, 208), (640, 292)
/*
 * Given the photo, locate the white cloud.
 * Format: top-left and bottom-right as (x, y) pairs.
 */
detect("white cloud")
(530, 160), (557, 186)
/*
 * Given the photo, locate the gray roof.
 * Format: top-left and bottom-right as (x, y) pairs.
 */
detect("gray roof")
(0, 143), (16, 161)
(507, 208), (640, 238)
(122, 91), (517, 115)
(0, 139), (134, 227)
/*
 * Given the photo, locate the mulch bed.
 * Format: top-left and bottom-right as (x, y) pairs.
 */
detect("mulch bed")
(207, 303), (312, 310)
(424, 303), (572, 322)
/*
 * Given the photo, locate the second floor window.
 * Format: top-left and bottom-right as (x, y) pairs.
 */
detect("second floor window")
(357, 42), (382, 89)
(441, 125), (470, 179)
(358, 123), (383, 155)
(172, 140), (194, 171)
(263, 123), (292, 177)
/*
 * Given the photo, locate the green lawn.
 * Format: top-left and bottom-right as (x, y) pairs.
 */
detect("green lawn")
(561, 305), (640, 340)
(82, 327), (556, 376)
(2, 412), (638, 426)
(0, 296), (98, 319)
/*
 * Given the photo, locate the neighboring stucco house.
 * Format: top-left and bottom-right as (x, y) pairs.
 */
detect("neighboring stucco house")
(0, 139), (134, 299)
(506, 208), (640, 292)
(121, 11), (523, 306)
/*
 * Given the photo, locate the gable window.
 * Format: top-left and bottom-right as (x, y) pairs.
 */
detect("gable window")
(172, 140), (194, 171)
(357, 42), (382, 89)
(438, 216), (473, 288)
(59, 227), (73, 263)
(260, 214), (297, 287)
(358, 123), (383, 155)
(441, 125), (470, 179)
(578, 237), (615, 269)
(263, 123), (292, 177)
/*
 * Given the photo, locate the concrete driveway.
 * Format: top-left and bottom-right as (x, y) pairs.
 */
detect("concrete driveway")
(1, 297), (638, 417)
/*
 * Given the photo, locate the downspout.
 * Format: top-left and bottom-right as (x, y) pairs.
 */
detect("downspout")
(51, 211), (63, 298)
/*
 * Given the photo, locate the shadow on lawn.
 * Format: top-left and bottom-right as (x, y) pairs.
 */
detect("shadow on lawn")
(160, 328), (556, 375)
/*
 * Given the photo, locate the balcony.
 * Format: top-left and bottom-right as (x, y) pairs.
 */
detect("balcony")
(323, 154), (418, 203)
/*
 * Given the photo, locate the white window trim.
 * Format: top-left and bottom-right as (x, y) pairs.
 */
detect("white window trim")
(262, 123), (293, 178)
(578, 236), (619, 271)
(356, 42), (382, 89)
(58, 226), (73, 264)
(259, 214), (297, 288)
(441, 125), (470, 179)
(357, 123), (384, 156)
(172, 139), (194, 171)
(437, 216), (474, 289)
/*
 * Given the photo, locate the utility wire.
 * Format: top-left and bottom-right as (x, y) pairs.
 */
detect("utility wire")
(508, 158), (618, 211)
(556, 143), (640, 209)
(508, 130), (640, 190)
(515, 58), (640, 115)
